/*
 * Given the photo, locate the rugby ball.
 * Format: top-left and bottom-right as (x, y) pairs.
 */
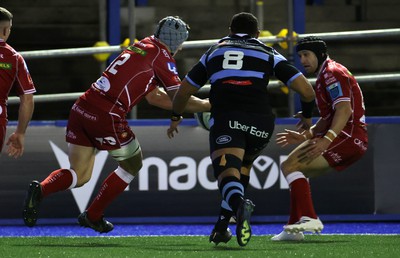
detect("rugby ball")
(194, 112), (211, 131)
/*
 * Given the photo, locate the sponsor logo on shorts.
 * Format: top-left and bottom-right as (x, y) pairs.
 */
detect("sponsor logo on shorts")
(354, 138), (367, 151)
(327, 151), (342, 163)
(95, 136), (117, 146)
(72, 104), (98, 121)
(229, 120), (269, 138)
(66, 130), (77, 140)
(216, 135), (232, 144)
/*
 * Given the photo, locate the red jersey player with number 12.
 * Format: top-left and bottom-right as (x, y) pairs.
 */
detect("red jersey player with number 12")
(22, 16), (210, 232)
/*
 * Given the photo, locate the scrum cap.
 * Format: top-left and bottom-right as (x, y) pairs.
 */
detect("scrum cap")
(296, 36), (328, 67)
(154, 16), (189, 54)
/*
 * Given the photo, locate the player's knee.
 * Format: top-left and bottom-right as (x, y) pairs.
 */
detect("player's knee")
(119, 153), (143, 176)
(127, 160), (142, 175)
(76, 175), (91, 187)
(109, 139), (142, 163)
(121, 163), (142, 176)
(212, 154), (242, 179)
(72, 168), (92, 187)
(242, 158), (254, 168)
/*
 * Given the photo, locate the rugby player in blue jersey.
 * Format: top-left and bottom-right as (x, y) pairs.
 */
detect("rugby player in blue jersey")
(167, 12), (315, 246)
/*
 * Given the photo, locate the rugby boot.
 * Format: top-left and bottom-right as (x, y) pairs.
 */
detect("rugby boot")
(284, 216), (324, 234)
(235, 198), (255, 247)
(22, 180), (42, 227)
(209, 228), (233, 245)
(78, 211), (114, 233)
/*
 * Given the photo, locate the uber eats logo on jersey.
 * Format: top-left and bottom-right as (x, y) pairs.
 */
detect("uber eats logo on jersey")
(50, 141), (289, 212)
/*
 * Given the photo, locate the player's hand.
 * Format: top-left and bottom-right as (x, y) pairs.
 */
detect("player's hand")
(293, 112), (312, 130)
(167, 118), (183, 139)
(297, 137), (331, 164)
(6, 132), (25, 158)
(276, 129), (307, 147)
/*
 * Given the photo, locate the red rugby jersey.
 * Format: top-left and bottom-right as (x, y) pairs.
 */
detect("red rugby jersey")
(0, 40), (36, 119)
(80, 36), (182, 116)
(314, 58), (367, 141)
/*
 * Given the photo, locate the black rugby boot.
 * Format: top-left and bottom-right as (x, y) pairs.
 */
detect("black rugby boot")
(22, 180), (42, 227)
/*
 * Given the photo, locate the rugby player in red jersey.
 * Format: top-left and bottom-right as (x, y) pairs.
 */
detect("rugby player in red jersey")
(272, 36), (368, 241)
(22, 16), (210, 232)
(0, 7), (36, 159)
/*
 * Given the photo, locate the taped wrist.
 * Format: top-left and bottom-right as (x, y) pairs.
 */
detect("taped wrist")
(171, 111), (183, 121)
(300, 100), (315, 118)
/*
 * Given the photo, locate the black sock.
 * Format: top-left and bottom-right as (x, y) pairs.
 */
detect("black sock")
(214, 208), (231, 232)
(219, 176), (244, 214)
(216, 173), (250, 222)
(240, 174), (250, 190)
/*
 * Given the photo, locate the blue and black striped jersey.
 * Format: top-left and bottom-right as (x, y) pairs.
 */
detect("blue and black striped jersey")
(185, 34), (302, 114)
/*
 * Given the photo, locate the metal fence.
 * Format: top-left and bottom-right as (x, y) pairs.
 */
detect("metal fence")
(8, 28), (400, 105)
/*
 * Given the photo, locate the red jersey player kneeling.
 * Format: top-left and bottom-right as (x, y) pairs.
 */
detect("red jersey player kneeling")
(272, 36), (368, 241)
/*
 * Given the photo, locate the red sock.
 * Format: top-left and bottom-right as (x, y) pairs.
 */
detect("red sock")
(41, 169), (74, 198)
(288, 188), (300, 224)
(288, 177), (317, 224)
(86, 171), (129, 222)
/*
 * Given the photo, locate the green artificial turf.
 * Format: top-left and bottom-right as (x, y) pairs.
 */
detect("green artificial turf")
(1, 235), (399, 258)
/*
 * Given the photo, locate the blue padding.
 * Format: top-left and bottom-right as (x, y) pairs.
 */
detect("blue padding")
(0, 213), (399, 226)
(135, 0), (148, 6)
(366, 116), (400, 124)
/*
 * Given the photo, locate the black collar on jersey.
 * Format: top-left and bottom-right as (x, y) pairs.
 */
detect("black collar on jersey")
(219, 34), (254, 44)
